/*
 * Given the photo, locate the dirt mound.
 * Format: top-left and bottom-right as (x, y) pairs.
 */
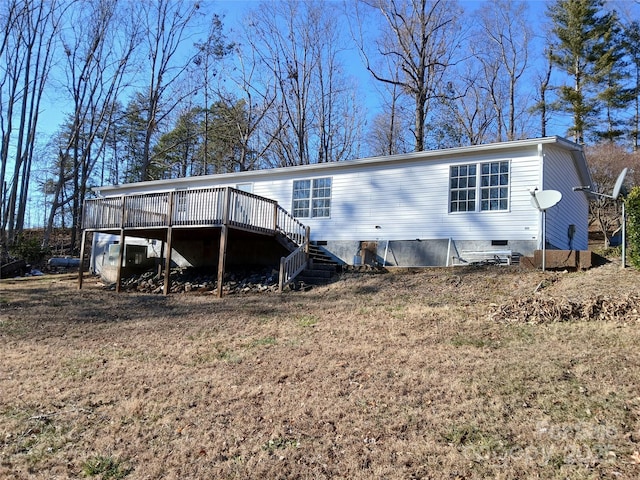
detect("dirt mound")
(491, 293), (640, 324)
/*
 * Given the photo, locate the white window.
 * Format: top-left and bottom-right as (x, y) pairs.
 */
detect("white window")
(480, 161), (509, 211)
(236, 183), (253, 193)
(450, 164), (477, 212)
(292, 178), (332, 218)
(450, 161), (509, 213)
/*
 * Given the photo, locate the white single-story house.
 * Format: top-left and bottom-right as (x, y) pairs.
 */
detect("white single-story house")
(82, 136), (592, 285)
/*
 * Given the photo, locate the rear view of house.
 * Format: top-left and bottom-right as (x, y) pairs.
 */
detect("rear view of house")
(82, 136), (592, 290)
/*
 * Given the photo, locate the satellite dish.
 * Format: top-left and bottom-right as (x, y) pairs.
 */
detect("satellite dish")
(612, 168), (628, 200)
(530, 189), (562, 211)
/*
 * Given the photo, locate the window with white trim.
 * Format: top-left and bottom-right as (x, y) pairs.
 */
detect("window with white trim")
(450, 164), (477, 212)
(292, 177), (332, 218)
(450, 161), (509, 213)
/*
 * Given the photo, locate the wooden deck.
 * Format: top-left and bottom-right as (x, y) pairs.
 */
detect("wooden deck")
(79, 187), (309, 296)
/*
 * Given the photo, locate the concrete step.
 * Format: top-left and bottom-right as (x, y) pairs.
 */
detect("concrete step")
(297, 276), (331, 285)
(302, 268), (333, 279)
(298, 263), (338, 286)
(308, 245), (336, 264)
(308, 259), (338, 273)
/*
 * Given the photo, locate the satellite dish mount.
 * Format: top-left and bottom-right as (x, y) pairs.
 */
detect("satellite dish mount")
(572, 168), (628, 268)
(530, 189), (563, 271)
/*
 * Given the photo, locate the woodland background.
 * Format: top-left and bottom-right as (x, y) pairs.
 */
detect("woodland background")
(2, 0), (640, 259)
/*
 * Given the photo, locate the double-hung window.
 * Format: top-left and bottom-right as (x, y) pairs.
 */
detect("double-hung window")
(450, 161), (509, 213)
(292, 177), (332, 218)
(450, 164), (477, 212)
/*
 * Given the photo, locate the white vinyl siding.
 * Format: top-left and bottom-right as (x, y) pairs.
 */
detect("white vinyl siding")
(94, 139), (590, 248)
(541, 146), (589, 250)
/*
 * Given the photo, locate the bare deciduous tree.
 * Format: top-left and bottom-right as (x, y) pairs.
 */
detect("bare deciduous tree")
(531, 47), (554, 138)
(585, 143), (639, 247)
(435, 69), (498, 146)
(473, 0), (532, 141)
(137, 0), (201, 181)
(221, 44), (281, 170)
(355, 0), (463, 152)
(1, 0), (61, 256)
(192, 13), (232, 173)
(243, 0), (362, 167)
(42, 0), (140, 250)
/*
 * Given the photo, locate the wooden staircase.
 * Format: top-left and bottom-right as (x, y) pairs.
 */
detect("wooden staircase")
(275, 236), (340, 287)
(296, 245), (340, 287)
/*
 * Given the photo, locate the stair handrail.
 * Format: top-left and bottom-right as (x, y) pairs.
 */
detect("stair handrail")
(276, 205), (308, 247)
(278, 240), (309, 292)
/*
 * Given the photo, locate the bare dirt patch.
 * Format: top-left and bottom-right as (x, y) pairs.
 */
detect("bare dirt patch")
(1, 263), (640, 479)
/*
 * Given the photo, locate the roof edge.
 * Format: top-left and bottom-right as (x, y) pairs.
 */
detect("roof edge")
(95, 136), (582, 194)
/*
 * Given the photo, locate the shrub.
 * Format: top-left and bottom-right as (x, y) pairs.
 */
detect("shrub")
(9, 235), (50, 265)
(626, 186), (640, 269)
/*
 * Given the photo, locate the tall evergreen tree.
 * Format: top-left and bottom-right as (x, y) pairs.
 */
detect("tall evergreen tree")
(547, 0), (621, 143)
(592, 12), (630, 143)
(623, 21), (640, 151)
(153, 108), (202, 178)
(121, 94), (149, 182)
(203, 100), (252, 173)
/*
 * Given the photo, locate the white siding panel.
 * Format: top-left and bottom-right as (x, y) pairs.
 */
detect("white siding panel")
(542, 146), (589, 250)
(95, 139), (592, 248)
(247, 152), (546, 243)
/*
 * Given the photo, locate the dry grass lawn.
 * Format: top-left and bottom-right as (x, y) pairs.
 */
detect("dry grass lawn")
(1, 262), (640, 479)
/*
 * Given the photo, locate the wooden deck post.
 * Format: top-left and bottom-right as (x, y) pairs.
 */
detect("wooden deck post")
(115, 228), (126, 293)
(163, 192), (175, 296)
(115, 196), (127, 293)
(78, 229), (87, 290)
(304, 226), (311, 256)
(163, 227), (173, 295)
(278, 256), (286, 293)
(216, 224), (228, 298)
(216, 188), (232, 298)
(157, 240), (165, 278)
(273, 202), (279, 232)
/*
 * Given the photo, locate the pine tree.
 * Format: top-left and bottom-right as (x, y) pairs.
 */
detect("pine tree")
(592, 13), (631, 143)
(623, 21), (640, 151)
(547, 0), (621, 143)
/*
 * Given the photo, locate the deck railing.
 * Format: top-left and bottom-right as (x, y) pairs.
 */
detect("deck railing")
(82, 186), (312, 293)
(83, 196), (124, 230)
(227, 189), (278, 233)
(123, 192), (170, 227)
(83, 186), (308, 247)
(172, 188), (225, 227)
